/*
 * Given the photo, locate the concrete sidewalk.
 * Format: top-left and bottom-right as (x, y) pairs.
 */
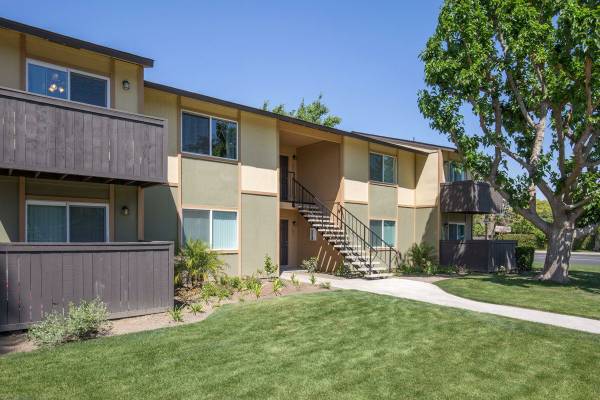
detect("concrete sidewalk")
(281, 271), (600, 335)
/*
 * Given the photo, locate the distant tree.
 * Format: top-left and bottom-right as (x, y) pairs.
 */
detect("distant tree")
(419, 0), (599, 283)
(262, 94), (342, 128)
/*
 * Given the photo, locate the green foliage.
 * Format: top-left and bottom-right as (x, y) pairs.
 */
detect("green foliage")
(242, 275), (262, 292)
(262, 94), (342, 128)
(200, 282), (231, 303)
(516, 246), (535, 271)
(497, 233), (538, 248)
(188, 303), (204, 315)
(250, 281), (263, 299)
(28, 299), (110, 347)
(403, 243), (438, 275)
(290, 273), (301, 289)
(301, 257), (319, 273)
(263, 254), (278, 279)
(175, 240), (224, 287)
(272, 278), (286, 296)
(319, 282), (331, 290)
(309, 273), (317, 285)
(168, 306), (184, 323)
(334, 262), (353, 278)
(418, 0), (600, 275)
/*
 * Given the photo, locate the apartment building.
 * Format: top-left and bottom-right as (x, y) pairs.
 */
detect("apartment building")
(0, 18), (510, 329)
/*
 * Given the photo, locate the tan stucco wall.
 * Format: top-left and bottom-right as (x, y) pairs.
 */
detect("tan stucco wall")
(297, 215), (343, 273)
(344, 202), (369, 226)
(113, 60), (142, 113)
(415, 152), (439, 206)
(397, 149), (416, 206)
(241, 194), (277, 276)
(297, 141), (341, 206)
(369, 184), (397, 220)
(181, 158), (238, 208)
(0, 177), (19, 242)
(143, 87), (179, 156)
(240, 112), (278, 194)
(397, 206), (415, 255)
(342, 137), (369, 203)
(180, 96), (238, 120)
(0, 29), (21, 89)
(415, 207), (438, 253)
(144, 185), (179, 245)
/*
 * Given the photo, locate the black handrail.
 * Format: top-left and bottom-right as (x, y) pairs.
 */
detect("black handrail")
(287, 172), (400, 274)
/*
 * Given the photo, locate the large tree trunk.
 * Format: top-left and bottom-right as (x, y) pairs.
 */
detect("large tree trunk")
(538, 221), (575, 284)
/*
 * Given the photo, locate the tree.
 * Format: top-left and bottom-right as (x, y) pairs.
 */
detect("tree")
(262, 94), (342, 128)
(418, 0), (599, 283)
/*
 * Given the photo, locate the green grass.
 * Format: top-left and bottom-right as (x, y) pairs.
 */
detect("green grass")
(2, 291), (600, 399)
(436, 263), (600, 320)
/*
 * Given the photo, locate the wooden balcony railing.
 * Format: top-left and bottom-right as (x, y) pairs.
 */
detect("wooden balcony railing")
(440, 180), (503, 214)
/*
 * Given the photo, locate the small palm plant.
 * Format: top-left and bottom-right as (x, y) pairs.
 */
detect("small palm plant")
(175, 240), (224, 287)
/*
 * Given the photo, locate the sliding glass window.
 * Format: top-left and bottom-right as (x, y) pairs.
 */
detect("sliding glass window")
(369, 153), (396, 184)
(182, 209), (238, 250)
(369, 219), (396, 248)
(181, 111), (238, 160)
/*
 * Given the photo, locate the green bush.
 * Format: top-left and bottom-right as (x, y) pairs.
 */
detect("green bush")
(516, 246), (535, 271)
(28, 299), (110, 347)
(497, 233), (538, 248)
(404, 243), (438, 274)
(301, 257), (319, 273)
(263, 255), (278, 279)
(175, 240), (224, 287)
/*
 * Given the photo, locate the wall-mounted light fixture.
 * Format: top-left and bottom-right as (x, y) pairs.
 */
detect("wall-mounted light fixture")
(292, 154), (296, 160)
(292, 220), (296, 226)
(121, 206), (130, 216)
(122, 80), (131, 91)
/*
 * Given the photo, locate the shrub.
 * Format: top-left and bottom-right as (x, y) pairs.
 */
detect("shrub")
(290, 273), (301, 289)
(189, 303), (204, 315)
(250, 281), (263, 299)
(319, 282), (331, 290)
(516, 246), (535, 271)
(242, 275), (262, 291)
(272, 278), (286, 295)
(28, 299), (110, 347)
(405, 243), (438, 274)
(309, 273), (317, 285)
(497, 233), (538, 248)
(334, 262), (352, 278)
(263, 255), (278, 279)
(168, 306), (184, 322)
(224, 276), (243, 291)
(301, 257), (319, 273)
(175, 240), (224, 287)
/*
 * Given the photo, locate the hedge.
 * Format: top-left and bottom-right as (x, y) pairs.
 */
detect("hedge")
(497, 233), (537, 248)
(516, 246), (535, 271)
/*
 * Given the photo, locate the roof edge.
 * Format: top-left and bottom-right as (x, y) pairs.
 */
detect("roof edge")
(0, 17), (154, 67)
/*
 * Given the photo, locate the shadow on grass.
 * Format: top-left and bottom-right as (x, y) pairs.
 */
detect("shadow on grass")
(462, 269), (600, 295)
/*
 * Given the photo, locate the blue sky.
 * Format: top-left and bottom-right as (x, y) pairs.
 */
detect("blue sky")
(3, 0), (453, 146)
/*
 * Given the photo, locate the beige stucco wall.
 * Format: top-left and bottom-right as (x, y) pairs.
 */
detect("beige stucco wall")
(0, 29), (21, 89)
(415, 152), (439, 206)
(144, 185), (179, 245)
(369, 184), (397, 220)
(397, 149), (416, 206)
(0, 177), (19, 242)
(113, 60), (142, 113)
(297, 141), (341, 206)
(397, 206), (415, 255)
(297, 215), (343, 273)
(114, 185), (138, 242)
(342, 137), (369, 203)
(181, 158), (238, 208)
(241, 194), (277, 276)
(415, 207), (438, 253)
(240, 112), (278, 194)
(143, 87), (179, 156)
(344, 202), (369, 226)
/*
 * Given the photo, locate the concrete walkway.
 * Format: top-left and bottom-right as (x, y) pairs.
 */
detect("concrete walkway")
(281, 271), (600, 334)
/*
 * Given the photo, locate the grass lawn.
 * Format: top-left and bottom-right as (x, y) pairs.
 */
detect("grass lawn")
(2, 291), (600, 399)
(436, 263), (600, 320)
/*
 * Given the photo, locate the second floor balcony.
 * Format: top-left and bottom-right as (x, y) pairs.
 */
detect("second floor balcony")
(0, 86), (167, 186)
(440, 180), (503, 214)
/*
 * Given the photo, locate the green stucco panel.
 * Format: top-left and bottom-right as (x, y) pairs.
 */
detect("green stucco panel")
(144, 185), (179, 245)
(241, 194), (277, 276)
(415, 207), (438, 254)
(115, 185), (138, 242)
(240, 113), (278, 170)
(343, 202), (368, 226)
(397, 207), (415, 255)
(0, 177), (19, 242)
(220, 254), (239, 277)
(181, 158), (238, 208)
(26, 179), (109, 199)
(369, 184), (397, 220)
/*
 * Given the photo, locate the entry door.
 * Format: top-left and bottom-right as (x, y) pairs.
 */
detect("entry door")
(280, 219), (289, 266)
(280, 155), (289, 201)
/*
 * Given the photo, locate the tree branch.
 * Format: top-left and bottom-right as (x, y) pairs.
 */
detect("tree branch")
(575, 222), (600, 240)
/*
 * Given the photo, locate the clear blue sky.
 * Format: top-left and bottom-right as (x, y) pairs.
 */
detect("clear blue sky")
(4, 0), (452, 146)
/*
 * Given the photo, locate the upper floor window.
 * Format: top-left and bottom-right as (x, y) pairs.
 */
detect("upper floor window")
(181, 111), (238, 160)
(446, 161), (467, 182)
(26, 59), (109, 108)
(369, 152), (396, 184)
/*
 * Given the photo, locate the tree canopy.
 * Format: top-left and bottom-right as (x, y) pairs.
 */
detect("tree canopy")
(418, 0), (599, 282)
(262, 94), (342, 128)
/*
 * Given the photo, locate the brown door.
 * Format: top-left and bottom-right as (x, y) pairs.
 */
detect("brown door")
(280, 219), (289, 266)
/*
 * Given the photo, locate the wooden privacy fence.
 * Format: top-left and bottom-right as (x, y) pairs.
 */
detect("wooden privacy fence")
(439, 240), (517, 273)
(0, 242), (174, 332)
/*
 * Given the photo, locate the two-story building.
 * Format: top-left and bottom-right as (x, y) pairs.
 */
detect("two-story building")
(0, 18), (511, 330)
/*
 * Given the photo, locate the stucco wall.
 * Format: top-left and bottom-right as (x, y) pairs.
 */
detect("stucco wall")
(344, 202), (369, 226)
(240, 112), (278, 194)
(342, 137), (369, 203)
(241, 194), (277, 276)
(397, 206), (416, 255)
(297, 215), (343, 273)
(114, 185), (138, 242)
(297, 141), (341, 205)
(415, 152), (439, 206)
(181, 158), (238, 208)
(0, 177), (19, 242)
(144, 185), (179, 245)
(26, 179), (109, 199)
(397, 149), (416, 206)
(0, 29), (21, 89)
(415, 207), (438, 253)
(143, 87), (179, 157)
(369, 184), (397, 220)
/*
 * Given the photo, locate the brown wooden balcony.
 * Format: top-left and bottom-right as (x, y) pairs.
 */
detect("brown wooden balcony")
(0, 86), (167, 186)
(440, 180), (503, 214)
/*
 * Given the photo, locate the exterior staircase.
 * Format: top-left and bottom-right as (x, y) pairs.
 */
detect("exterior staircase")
(286, 173), (399, 279)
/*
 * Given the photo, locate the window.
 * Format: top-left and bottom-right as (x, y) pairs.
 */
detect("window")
(26, 201), (108, 243)
(181, 111), (238, 160)
(447, 223), (465, 240)
(369, 153), (396, 184)
(182, 209), (238, 250)
(309, 227), (318, 241)
(446, 161), (467, 182)
(369, 220), (396, 247)
(27, 59), (109, 107)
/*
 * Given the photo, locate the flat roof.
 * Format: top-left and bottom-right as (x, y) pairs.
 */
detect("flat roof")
(0, 17), (154, 67)
(145, 81), (452, 155)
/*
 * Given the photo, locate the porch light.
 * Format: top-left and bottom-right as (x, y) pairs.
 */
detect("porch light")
(122, 80), (130, 91)
(121, 206), (130, 216)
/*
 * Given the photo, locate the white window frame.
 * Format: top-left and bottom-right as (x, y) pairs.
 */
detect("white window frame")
(180, 110), (239, 161)
(182, 208), (239, 251)
(369, 219), (396, 248)
(447, 222), (466, 240)
(369, 152), (397, 184)
(25, 200), (109, 243)
(26, 58), (111, 108)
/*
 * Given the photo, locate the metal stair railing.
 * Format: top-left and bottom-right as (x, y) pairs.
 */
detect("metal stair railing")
(287, 172), (400, 274)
